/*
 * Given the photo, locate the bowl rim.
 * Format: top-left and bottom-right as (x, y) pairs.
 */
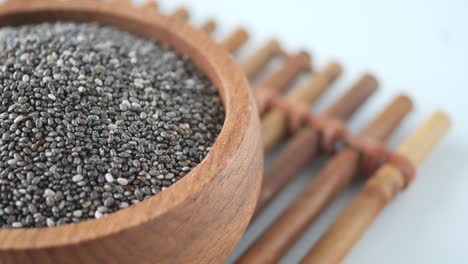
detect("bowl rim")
(0, 0), (253, 250)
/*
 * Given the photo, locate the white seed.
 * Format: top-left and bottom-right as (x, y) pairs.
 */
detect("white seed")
(164, 173), (175, 180)
(94, 211), (104, 219)
(72, 174), (83, 182)
(77, 181), (86, 186)
(117, 178), (128, 186)
(108, 124), (117, 131)
(97, 206), (108, 213)
(19, 53), (29, 61)
(105, 173), (114, 183)
(46, 218), (55, 227)
(44, 189), (55, 197)
(14, 115), (24, 124)
(12, 222), (23, 228)
(73, 210), (83, 218)
(22, 74), (30, 82)
(48, 94), (56, 100)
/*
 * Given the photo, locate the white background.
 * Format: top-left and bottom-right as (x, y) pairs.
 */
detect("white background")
(134, 0), (468, 263)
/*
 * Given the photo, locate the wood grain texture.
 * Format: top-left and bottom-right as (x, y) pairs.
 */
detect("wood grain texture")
(237, 96), (412, 264)
(221, 27), (250, 54)
(301, 112), (450, 264)
(262, 63), (342, 153)
(240, 40), (282, 81)
(0, 1), (263, 263)
(254, 74), (378, 216)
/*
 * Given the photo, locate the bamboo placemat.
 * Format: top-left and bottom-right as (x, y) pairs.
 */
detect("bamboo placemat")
(71, 1), (454, 263)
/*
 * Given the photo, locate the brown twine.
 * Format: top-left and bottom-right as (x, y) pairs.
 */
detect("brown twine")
(253, 88), (272, 114)
(255, 89), (416, 185)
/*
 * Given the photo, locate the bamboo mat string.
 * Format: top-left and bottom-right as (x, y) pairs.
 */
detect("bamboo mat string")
(257, 91), (416, 185)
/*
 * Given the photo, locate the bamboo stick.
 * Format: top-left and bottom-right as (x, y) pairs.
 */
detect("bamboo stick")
(262, 63), (342, 153)
(254, 51), (310, 94)
(240, 40), (283, 81)
(237, 96), (412, 264)
(300, 111), (451, 264)
(254, 74), (378, 216)
(200, 19), (217, 34)
(140, 0), (158, 10)
(170, 7), (190, 21)
(111, 0), (133, 9)
(254, 52), (311, 115)
(220, 28), (250, 54)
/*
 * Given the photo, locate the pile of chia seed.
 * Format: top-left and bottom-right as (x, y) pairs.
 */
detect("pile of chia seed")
(0, 22), (224, 228)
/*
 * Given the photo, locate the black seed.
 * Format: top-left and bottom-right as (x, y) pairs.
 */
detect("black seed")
(0, 22), (224, 228)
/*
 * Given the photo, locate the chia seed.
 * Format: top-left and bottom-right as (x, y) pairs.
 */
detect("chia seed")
(0, 22), (224, 228)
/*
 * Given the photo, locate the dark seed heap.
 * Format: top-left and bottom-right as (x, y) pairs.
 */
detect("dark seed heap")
(0, 22), (224, 228)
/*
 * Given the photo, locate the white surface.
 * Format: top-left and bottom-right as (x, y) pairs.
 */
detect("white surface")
(146, 0), (467, 263)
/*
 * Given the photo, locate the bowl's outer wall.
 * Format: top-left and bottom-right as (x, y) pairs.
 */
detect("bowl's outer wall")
(0, 1), (263, 263)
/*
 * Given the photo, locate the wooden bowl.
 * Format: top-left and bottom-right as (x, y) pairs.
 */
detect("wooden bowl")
(0, 1), (263, 263)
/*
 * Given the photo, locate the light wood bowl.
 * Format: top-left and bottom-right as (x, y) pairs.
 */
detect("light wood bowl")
(0, 1), (263, 263)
